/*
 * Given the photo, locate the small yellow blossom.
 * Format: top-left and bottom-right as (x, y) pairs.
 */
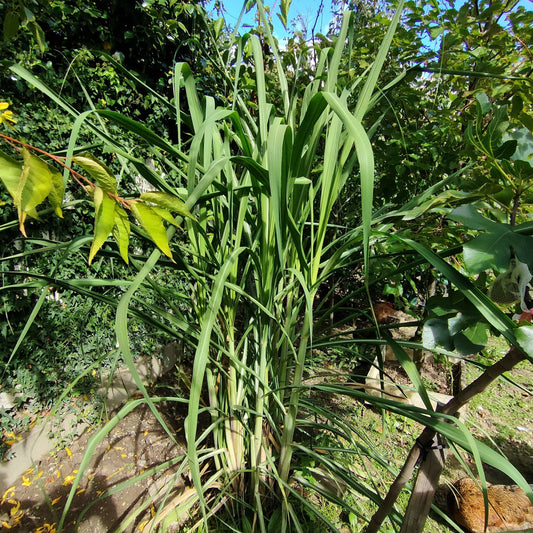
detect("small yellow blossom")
(62, 474), (76, 486)
(35, 523), (57, 533)
(1, 486), (16, 504)
(0, 102), (17, 126)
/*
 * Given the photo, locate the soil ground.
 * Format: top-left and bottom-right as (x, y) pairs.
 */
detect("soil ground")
(0, 350), (531, 533)
(0, 404), (187, 532)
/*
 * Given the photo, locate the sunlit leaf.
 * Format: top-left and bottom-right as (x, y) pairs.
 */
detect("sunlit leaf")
(89, 186), (116, 265)
(16, 148), (54, 235)
(516, 325), (533, 360)
(0, 149), (22, 197)
(422, 318), (453, 351)
(463, 232), (511, 273)
(112, 205), (130, 264)
(151, 206), (179, 227)
(130, 200), (173, 259)
(73, 153), (117, 194)
(139, 191), (195, 220)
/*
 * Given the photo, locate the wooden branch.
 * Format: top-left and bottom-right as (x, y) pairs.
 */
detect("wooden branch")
(399, 434), (448, 533)
(365, 346), (527, 533)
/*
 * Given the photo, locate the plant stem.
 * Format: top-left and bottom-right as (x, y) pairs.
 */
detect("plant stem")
(278, 310), (312, 484)
(365, 346), (526, 533)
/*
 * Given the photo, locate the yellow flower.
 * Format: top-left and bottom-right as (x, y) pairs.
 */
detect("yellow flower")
(0, 102), (17, 126)
(35, 523), (57, 533)
(1, 486), (16, 504)
(62, 474), (76, 486)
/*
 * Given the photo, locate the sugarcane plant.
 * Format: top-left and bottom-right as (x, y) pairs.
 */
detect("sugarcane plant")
(2, 0), (533, 531)
(0, 3), (406, 529)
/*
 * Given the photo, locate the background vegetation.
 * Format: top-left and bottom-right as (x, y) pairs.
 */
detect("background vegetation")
(0, 0), (532, 531)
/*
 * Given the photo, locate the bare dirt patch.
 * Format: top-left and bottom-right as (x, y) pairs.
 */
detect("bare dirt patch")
(0, 404), (186, 532)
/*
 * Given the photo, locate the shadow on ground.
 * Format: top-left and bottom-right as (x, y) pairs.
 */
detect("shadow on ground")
(0, 404), (187, 532)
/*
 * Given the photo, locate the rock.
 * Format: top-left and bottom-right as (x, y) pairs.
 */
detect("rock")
(448, 477), (533, 533)
(0, 392), (16, 410)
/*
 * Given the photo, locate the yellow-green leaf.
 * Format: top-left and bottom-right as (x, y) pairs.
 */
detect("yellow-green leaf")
(130, 201), (173, 260)
(139, 191), (195, 220)
(151, 206), (180, 227)
(112, 205), (130, 264)
(17, 148), (53, 235)
(89, 186), (116, 264)
(48, 160), (64, 218)
(0, 149), (22, 197)
(73, 153), (117, 194)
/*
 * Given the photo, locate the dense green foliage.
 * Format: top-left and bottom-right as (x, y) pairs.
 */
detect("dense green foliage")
(1, 0), (532, 532)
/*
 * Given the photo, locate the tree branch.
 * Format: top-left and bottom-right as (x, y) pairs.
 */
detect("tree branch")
(365, 346), (526, 533)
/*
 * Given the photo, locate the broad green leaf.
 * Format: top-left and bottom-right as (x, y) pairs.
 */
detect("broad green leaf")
(73, 153), (117, 194)
(516, 325), (533, 360)
(3, 11), (19, 41)
(0, 149), (22, 197)
(476, 92), (492, 115)
(17, 148), (54, 235)
(462, 322), (489, 346)
(519, 113), (533, 134)
(422, 318), (453, 351)
(389, 234), (519, 348)
(448, 205), (500, 232)
(278, 0), (291, 28)
(429, 25), (444, 39)
(485, 106), (510, 156)
(130, 201), (173, 259)
(454, 322), (490, 355)
(139, 191), (195, 220)
(494, 139), (517, 160)
(449, 205), (533, 272)
(463, 232), (511, 273)
(89, 186), (116, 265)
(112, 205), (130, 264)
(213, 17), (224, 39)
